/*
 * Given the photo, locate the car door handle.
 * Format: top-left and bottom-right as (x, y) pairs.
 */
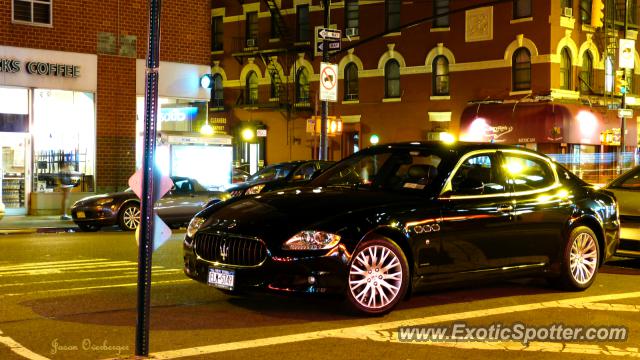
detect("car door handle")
(497, 204), (513, 212)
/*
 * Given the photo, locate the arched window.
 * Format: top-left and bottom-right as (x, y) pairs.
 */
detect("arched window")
(580, 51), (593, 93)
(246, 71), (259, 104)
(270, 71), (280, 100)
(560, 47), (572, 90)
(213, 74), (224, 108)
(296, 67), (310, 103)
(512, 47), (531, 91)
(385, 59), (400, 98)
(344, 62), (359, 100)
(432, 55), (449, 96)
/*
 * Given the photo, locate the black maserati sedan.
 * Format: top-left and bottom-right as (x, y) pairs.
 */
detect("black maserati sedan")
(226, 160), (334, 198)
(183, 142), (620, 315)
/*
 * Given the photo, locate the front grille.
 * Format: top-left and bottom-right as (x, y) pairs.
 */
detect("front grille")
(194, 232), (267, 266)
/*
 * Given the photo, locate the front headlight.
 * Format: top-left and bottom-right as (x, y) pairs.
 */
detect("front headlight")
(282, 231), (341, 250)
(186, 217), (206, 238)
(245, 184), (265, 195)
(96, 197), (113, 206)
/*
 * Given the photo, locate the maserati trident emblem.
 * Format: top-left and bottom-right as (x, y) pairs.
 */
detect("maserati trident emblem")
(220, 240), (229, 262)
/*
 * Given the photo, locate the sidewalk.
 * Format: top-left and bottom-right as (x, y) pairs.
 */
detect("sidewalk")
(0, 215), (78, 235)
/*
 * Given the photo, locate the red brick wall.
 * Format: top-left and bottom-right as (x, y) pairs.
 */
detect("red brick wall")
(0, 0), (211, 192)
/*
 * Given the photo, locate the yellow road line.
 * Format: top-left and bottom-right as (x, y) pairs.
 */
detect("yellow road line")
(0, 279), (192, 298)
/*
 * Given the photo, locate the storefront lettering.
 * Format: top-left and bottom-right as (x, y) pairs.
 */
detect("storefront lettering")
(0, 57), (80, 78)
(26, 62), (79, 77)
(0, 59), (20, 73)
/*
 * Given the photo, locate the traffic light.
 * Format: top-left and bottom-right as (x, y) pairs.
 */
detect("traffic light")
(591, 0), (605, 28)
(615, 70), (627, 95)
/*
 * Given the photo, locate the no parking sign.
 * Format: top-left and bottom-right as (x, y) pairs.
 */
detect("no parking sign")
(319, 62), (338, 102)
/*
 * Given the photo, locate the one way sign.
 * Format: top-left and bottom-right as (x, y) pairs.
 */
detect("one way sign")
(317, 28), (341, 40)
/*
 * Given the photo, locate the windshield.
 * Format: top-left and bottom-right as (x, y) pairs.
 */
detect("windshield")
(310, 149), (444, 192)
(248, 163), (298, 182)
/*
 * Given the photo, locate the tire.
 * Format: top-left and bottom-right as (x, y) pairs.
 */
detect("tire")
(345, 238), (410, 315)
(554, 226), (600, 291)
(118, 203), (140, 231)
(77, 223), (100, 232)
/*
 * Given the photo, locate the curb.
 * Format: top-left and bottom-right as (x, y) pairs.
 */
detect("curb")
(0, 227), (78, 235)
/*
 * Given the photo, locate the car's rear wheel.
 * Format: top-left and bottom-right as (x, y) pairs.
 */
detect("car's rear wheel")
(77, 223), (100, 232)
(554, 226), (600, 290)
(346, 238), (409, 315)
(118, 203), (140, 231)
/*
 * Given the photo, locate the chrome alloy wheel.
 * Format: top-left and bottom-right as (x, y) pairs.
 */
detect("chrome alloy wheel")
(569, 232), (598, 285)
(349, 245), (403, 310)
(122, 205), (141, 230)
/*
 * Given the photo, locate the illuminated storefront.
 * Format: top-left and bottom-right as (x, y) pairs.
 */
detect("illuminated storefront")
(134, 61), (233, 190)
(0, 46), (97, 215)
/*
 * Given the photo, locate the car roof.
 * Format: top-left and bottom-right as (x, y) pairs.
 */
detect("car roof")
(364, 141), (546, 157)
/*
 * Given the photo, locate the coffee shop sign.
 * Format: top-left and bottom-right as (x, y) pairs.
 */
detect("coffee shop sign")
(0, 58), (80, 78)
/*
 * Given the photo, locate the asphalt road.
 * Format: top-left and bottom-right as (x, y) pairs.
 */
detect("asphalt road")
(0, 231), (638, 360)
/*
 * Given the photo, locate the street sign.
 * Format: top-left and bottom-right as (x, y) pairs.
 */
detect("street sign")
(317, 28), (341, 40)
(128, 169), (174, 250)
(618, 108), (633, 118)
(319, 62), (338, 102)
(316, 40), (341, 52)
(619, 39), (636, 69)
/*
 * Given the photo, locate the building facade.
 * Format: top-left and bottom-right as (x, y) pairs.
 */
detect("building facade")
(213, 0), (640, 184)
(0, 0), (214, 215)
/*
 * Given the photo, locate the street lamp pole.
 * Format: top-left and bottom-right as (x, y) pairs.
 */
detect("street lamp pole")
(319, 0), (330, 160)
(620, 0), (629, 170)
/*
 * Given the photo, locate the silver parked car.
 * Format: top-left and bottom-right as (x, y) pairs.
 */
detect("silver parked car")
(71, 176), (230, 231)
(604, 165), (640, 257)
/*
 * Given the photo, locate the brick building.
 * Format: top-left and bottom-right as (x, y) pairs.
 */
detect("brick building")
(0, 0), (212, 215)
(212, 0), (639, 183)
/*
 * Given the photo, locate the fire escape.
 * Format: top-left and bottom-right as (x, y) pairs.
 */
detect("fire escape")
(230, 0), (315, 116)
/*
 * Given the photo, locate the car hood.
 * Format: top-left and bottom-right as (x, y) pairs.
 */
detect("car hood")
(198, 186), (432, 247)
(226, 178), (288, 191)
(73, 191), (135, 205)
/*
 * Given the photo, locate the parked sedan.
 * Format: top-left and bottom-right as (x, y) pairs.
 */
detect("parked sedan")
(183, 142), (619, 315)
(604, 165), (640, 257)
(227, 160), (334, 197)
(71, 176), (229, 231)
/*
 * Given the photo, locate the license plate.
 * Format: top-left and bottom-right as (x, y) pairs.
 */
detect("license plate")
(77, 211), (86, 219)
(208, 268), (235, 290)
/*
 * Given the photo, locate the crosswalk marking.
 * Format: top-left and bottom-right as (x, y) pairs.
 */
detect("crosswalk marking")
(0, 279), (192, 298)
(0, 259), (108, 270)
(0, 270), (183, 288)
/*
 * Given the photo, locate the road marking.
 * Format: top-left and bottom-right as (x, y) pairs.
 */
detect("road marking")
(556, 303), (640, 312)
(0, 270), (183, 288)
(145, 291), (640, 359)
(0, 279), (192, 298)
(0, 330), (50, 360)
(0, 261), (137, 276)
(0, 259), (108, 271)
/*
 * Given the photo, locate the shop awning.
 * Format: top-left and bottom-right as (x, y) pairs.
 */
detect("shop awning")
(459, 102), (637, 147)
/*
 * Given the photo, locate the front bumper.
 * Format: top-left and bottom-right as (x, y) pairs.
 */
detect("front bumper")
(183, 240), (351, 295)
(71, 205), (118, 226)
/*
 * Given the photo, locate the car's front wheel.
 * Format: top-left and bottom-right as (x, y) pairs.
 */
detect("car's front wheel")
(118, 203), (140, 231)
(346, 238), (409, 315)
(555, 226), (600, 290)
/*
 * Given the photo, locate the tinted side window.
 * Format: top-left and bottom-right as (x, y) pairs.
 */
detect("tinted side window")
(614, 168), (640, 189)
(503, 154), (555, 192)
(292, 163), (317, 181)
(451, 154), (505, 195)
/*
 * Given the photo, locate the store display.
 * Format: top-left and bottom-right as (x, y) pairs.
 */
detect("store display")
(2, 173), (25, 208)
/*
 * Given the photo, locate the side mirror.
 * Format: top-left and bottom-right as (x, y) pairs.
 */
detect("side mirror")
(456, 178), (484, 195)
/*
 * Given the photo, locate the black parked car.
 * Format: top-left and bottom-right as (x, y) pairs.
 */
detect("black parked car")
(183, 142), (620, 315)
(226, 160), (334, 197)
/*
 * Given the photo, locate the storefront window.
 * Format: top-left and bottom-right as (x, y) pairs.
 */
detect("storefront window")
(32, 89), (96, 193)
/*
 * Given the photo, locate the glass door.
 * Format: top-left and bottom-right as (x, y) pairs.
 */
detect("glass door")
(1, 132), (28, 215)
